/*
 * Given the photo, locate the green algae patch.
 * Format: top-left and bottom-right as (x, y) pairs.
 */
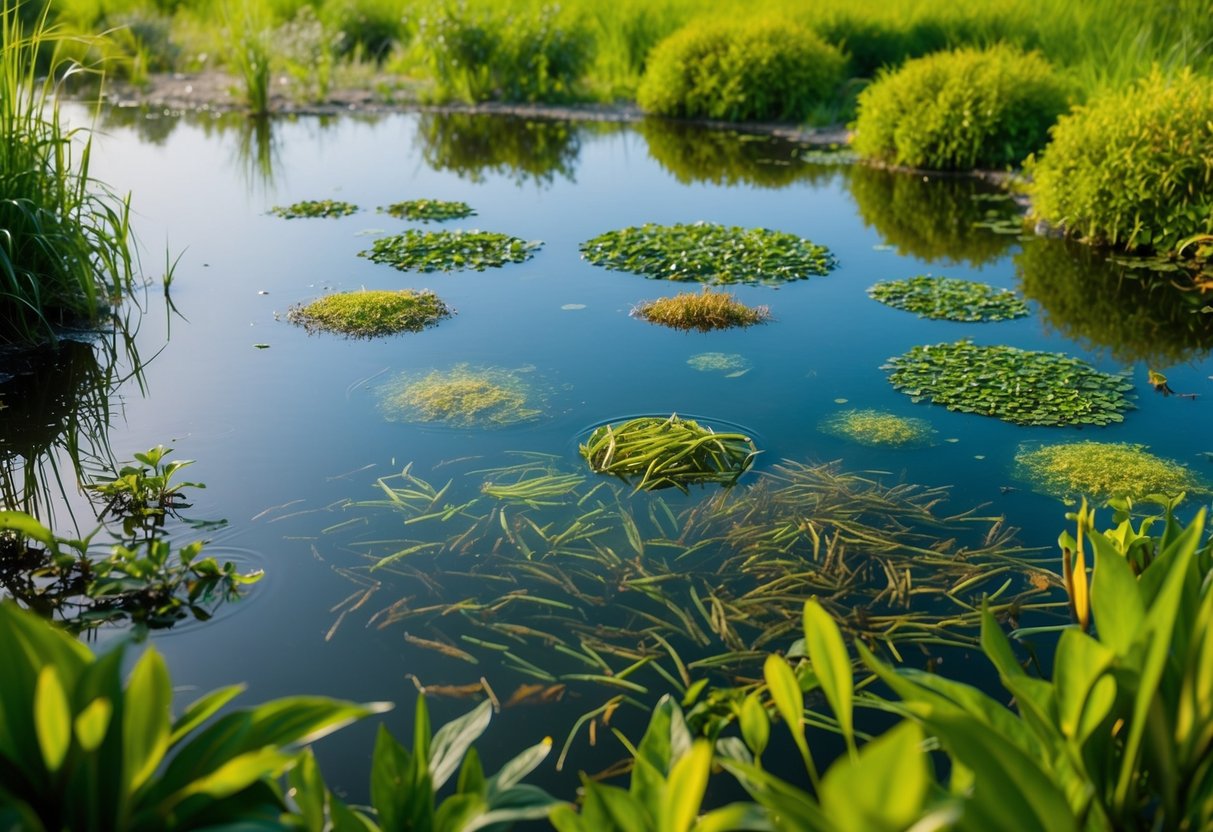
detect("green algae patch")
(359, 229), (541, 272)
(580, 222), (835, 284)
(286, 290), (451, 338)
(868, 275), (1028, 322)
(380, 199), (476, 223)
(688, 352), (751, 376)
(883, 340), (1134, 426)
(378, 364), (544, 428)
(819, 408), (937, 448)
(269, 199), (358, 219)
(633, 287), (770, 331)
(1015, 441), (1208, 502)
(580, 414), (758, 492)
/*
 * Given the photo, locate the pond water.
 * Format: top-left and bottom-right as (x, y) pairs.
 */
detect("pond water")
(5, 106), (1213, 798)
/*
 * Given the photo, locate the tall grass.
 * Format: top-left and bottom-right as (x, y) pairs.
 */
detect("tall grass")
(0, 0), (136, 346)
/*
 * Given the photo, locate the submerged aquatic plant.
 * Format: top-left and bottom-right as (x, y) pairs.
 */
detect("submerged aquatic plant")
(884, 340), (1134, 426)
(1015, 441), (1207, 502)
(687, 352), (751, 376)
(359, 229), (541, 272)
(380, 199), (476, 223)
(286, 290), (451, 338)
(378, 364), (544, 428)
(868, 275), (1028, 322)
(632, 287), (771, 331)
(819, 408), (937, 448)
(580, 415), (758, 492)
(268, 199), (358, 219)
(581, 222), (836, 284)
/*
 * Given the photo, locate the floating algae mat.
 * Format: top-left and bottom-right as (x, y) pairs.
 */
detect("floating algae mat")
(359, 229), (541, 272)
(286, 290), (451, 338)
(377, 364), (546, 428)
(868, 275), (1028, 322)
(379, 199), (476, 222)
(580, 222), (836, 284)
(687, 352), (751, 376)
(269, 199), (358, 219)
(1015, 441), (1208, 502)
(819, 408), (937, 448)
(884, 340), (1134, 426)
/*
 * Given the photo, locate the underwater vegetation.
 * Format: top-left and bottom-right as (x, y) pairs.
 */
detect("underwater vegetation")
(581, 222), (836, 284)
(868, 275), (1028, 322)
(268, 198), (358, 218)
(377, 364), (545, 428)
(285, 290), (452, 338)
(687, 351), (751, 376)
(580, 415), (758, 492)
(359, 229), (541, 272)
(631, 287), (771, 331)
(819, 408), (937, 448)
(1015, 441), (1208, 503)
(884, 340), (1135, 427)
(379, 199), (476, 222)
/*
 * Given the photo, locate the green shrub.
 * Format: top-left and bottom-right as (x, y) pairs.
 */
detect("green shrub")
(636, 17), (846, 123)
(852, 44), (1070, 170)
(1028, 69), (1213, 253)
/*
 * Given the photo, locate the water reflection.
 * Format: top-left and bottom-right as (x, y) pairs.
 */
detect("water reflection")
(1017, 236), (1213, 367)
(845, 165), (1021, 266)
(415, 112), (583, 186)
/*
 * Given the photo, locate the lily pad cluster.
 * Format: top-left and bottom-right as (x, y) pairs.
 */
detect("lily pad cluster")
(819, 408), (937, 448)
(883, 340), (1134, 426)
(359, 230), (541, 272)
(868, 275), (1029, 322)
(1015, 441), (1207, 502)
(380, 199), (476, 223)
(269, 199), (358, 219)
(378, 364), (545, 428)
(285, 290), (451, 338)
(580, 222), (836, 284)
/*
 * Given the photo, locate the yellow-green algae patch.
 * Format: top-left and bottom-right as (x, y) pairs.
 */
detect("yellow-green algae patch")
(378, 364), (545, 428)
(687, 352), (751, 376)
(633, 287), (770, 331)
(1015, 441), (1208, 502)
(819, 408), (937, 448)
(286, 290), (451, 338)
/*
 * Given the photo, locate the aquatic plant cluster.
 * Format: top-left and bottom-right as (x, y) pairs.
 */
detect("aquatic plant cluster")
(1015, 441), (1208, 502)
(631, 287), (771, 331)
(380, 198), (476, 222)
(268, 198), (358, 218)
(819, 408), (937, 448)
(868, 275), (1029, 322)
(580, 415), (758, 491)
(377, 364), (545, 428)
(285, 289), (451, 338)
(359, 229), (541, 272)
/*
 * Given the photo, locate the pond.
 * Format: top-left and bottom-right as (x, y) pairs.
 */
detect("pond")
(6, 106), (1213, 799)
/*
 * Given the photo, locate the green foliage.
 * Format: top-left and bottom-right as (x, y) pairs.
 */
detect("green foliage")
(636, 17), (846, 123)
(286, 289), (452, 338)
(269, 198), (358, 218)
(1028, 68), (1213, 253)
(581, 222), (835, 285)
(319, 0), (409, 61)
(1015, 441), (1207, 503)
(580, 415), (758, 492)
(632, 287), (770, 331)
(853, 44), (1071, 170)
(377, 364), (545, 428)
(83, 445), (202, 537)
(224, 0), (274, 114)
(868, 275), (1028, 322)
(359, 229), (541, 272)
(380, 199), (476, 222)
(819, 408), (937, 448)
(883, 340), (1135, 426)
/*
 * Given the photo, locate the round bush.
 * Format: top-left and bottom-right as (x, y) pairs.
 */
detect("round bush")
(636, 18), (846, 123)
(1028, 69), (1213, 253)
(852, 45), (1070, 170)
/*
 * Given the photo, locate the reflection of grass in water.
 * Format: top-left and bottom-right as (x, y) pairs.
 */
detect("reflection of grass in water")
(415, 112), (583, 186)
(378, 364), (544, 428)
(687, 351), (751, 375)
(819, 408), (936, 448)
(1015, 441), (1208, 503)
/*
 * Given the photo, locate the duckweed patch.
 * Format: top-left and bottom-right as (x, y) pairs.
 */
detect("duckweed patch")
(884, 340), (1134, 426)
(1015, 441), (1208, 502)
(819, 408), (937, 448)
(868, 276), (1028, 322)
(378, 364), (544, 428)
(632, 288), (771, 331)
(380, 199), (476, 223)
(580, 415), (758, 492)
(687, 352), (751, 376)
(359, 229), (541, 272)
(580, 222), (836, 284)
(286, 290), (451, 338)
(269, 199), (358, 219)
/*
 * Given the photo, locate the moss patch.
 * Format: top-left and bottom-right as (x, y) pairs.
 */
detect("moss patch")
(380, 199), (476, 222)
(359, 229), (541, 272)
(633, 288), (771, 331)
(269, 199), (358, 219)
(378, 364), (544, 428)
(1015, 441), (1207, 502)
(868, 275), (1028, 322)
(286, 290), (451, 338)
(819, 408), (937, 448)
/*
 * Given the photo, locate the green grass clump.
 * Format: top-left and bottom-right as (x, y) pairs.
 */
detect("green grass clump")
(359, 229), (541, 272)
(632, 287), (770, 331)
(636, 17), (846, 122)
(580, 414), (758, 492)
(380, 199), (476, 223)
(285, 289), (451, 338)
(884, 340), (1134, 427)
(853, 44), (1071, 170)
(581, 222), (835, 284)
(868, 275), (1029, 322)
(1015, 441), (1207, 502)
(819, 408), (936, 448)
(1028, 69), (1213, 254)
(378, 364), (543, 428)
(269, 199), (358, 219)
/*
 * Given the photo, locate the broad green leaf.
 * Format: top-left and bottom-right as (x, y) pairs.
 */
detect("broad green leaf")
(803, 599), (855, 755)
(1089, 529), (1145, 653)
(819, 722), (930, 832)
(370, 723), (414, 831)
(549, 805), (590, 832)
(433, 791), (485, 832)
(1053, 629), (1114, 741)
(73, 697), (113, 753)
(1076, 675), (1117, 748)
(487, 737), (552, 796)
(429, 699), (491, 790)
(123, 649), (173, 793)
(0, 511), (59, 550)
(763, 655), (812, 780)
(660, 740), (712, 832)
(739, 693), (770, 759)
(287, 748), (327, 832)
(694, 802), (774, 832)
(1177, 586), (1213, 766)
(34, 666), (71, 773)
(457, 745), (485, 796)
(175, 746), (297, 801)
(169, 684), (246, 748)
(583, 780), (650, 831)
(330, 793), (379, 832)
(715, 757), (829, 831)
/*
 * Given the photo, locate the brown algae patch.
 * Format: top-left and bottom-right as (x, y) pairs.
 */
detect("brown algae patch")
(632, 287), (771, 331)
(378, 364), (546, 428)
(819, 408), (937, 448)
(1015, 441), (1208, 502)
(286, 290), (451, 338)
